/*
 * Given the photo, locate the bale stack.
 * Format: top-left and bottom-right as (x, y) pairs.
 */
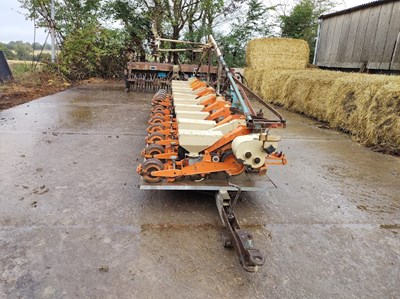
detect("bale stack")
(246, 38), (309, 70)
(244, 38), (309, 94)
(244, 38), (400, 154)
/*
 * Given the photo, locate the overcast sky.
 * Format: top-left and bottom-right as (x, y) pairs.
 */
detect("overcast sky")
(0, 0), (369, 44)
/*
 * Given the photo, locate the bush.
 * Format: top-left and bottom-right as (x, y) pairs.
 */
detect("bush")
(9, 62), (34, 78)
(58, 25), (127, 80)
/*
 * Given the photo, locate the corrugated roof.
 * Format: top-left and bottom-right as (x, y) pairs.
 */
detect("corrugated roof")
(319, 0), (400, 19)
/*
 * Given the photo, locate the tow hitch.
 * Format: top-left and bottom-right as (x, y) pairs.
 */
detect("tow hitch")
(216, 187), (264, 272)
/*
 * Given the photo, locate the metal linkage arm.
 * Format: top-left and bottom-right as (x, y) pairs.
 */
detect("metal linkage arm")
(208, 35), (252, 121)
(233, 76), (286, 124)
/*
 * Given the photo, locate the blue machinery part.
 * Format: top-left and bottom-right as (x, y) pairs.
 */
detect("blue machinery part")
(209, 35), (252, 121)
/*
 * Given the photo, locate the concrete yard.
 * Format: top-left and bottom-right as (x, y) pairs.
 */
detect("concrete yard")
(0, 81), (399, 298)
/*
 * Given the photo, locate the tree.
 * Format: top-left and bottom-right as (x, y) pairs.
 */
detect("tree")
(157, 0), (213, 63)
(18, 0), (126, 79)
(18, 0), (103, 46)
(59, 24), (127, 79)
(106, 0), (229, 64)
(280, 0), (337, 61)
(32, 42), (42, 50)
(0, 43), (17, 60)
(104, 0), (152, 62)
(17, 0), (270, 77)
(218, 0), (272, 67)
(15, 43), (33, 60)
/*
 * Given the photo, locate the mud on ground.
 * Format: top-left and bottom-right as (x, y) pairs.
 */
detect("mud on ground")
(0, 71), (109, 111)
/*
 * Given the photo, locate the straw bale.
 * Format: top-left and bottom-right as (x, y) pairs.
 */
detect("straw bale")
(272, 69), (345, 120)
(244, 68), (266, 94)
(326, 75), (400, 151)
(246, 38), (309, 70)
(245, 67), (400, 154)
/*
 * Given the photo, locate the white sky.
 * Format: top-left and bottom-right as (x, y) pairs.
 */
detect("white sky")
(0, 0), (370, 44)
(338, 0), (370, 9)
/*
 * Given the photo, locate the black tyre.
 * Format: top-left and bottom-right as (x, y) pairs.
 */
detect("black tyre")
(141, 158), (164, 183)
(148, 116), (164, 124)
(151, 111), (165, 117)
(147, 123), (164, 133)
(145, 144), (165, 156)
(146, 132), (165, 144)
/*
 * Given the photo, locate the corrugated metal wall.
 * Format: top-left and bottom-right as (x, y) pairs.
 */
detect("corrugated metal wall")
(315, 0), (400, 71)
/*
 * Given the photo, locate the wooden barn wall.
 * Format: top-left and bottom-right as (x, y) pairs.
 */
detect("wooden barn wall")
(315, 1), (400, 71)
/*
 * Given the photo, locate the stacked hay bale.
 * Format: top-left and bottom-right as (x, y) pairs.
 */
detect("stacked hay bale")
(245, 38), (309, 94)
(244, 38), (400, 154)
(246, 38), (309, 70)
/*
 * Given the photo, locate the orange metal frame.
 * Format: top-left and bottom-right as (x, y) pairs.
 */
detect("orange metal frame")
(138, 77), (287, 182)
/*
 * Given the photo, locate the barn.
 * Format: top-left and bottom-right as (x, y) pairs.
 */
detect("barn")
(314, 0), (400, 73)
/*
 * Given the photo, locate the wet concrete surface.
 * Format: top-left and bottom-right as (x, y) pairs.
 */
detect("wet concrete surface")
(0, 81), (399, 298)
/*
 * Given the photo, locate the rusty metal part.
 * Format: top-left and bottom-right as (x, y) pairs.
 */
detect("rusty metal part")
(232, 76), (286, 127)
(216, 189), (264, 272)
(125, 62), (218, 92)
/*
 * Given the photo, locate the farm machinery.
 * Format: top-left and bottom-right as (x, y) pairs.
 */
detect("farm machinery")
(136, 35), (287, 272)
(124, 62), (218, 92)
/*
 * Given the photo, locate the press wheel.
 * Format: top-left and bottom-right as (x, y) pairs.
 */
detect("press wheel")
(141, 158), (164, 183)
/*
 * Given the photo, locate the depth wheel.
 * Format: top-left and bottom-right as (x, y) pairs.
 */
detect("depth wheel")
(151, 111), (165, 117)
(148, 116), (165, 124)
(141, 158), (164, 183)
(145, 144), (165, 157)
(147, 123), (164, 133)
(153, 104), (167, 111)
(147, 132), (165, 144)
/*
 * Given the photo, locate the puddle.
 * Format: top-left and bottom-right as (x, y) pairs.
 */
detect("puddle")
(69, 106), (93, 123)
